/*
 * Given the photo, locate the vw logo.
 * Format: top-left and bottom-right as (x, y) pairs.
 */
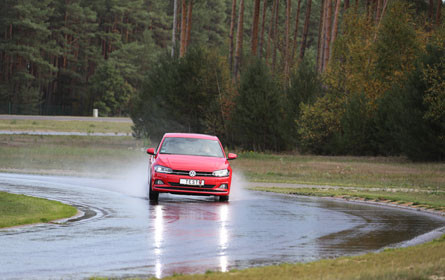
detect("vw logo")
(189, 170), (196, 177)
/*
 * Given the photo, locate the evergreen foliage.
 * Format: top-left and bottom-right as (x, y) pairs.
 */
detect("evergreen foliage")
(379, 44), (445, 161)
(0, 0), (443, 160)
(90, 59), (134, 116)
(287, 59), (321, 122)
(231, 58), (287, 151)
(131, 47), (233, 142)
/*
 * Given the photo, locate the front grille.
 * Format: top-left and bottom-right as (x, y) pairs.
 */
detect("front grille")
(169, 182), (216, 188)
(171, 170), (214, 177)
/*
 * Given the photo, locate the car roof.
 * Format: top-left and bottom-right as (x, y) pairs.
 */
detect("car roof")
(163, 133), (219, 141)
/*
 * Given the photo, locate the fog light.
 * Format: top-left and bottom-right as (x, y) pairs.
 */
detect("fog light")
(219, 184), (228, 189)
(154, 179), (165, 185)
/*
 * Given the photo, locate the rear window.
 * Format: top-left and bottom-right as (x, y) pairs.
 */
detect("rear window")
(159, 137), (224, 158)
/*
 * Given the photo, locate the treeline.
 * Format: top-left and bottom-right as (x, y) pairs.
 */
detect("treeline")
(0, 0), (230, 115)
(1, 0), (444, 160)
(132, 0), (444, 160)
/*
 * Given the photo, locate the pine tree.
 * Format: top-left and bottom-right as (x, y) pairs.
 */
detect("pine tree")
(171, 0), (178, 57)
(234, 0), (245, 79)
(258, 0), (267, 57)
(299, 0), (312, 60)
(330, 0), (341, 60)
(251, 0), (261, 55)
(229, 0), (237, 73)
(0, 0), (56, 114)
(292, 0), (302, 62)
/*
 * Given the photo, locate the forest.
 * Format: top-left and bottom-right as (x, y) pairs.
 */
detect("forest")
(0, 0), (444, 160)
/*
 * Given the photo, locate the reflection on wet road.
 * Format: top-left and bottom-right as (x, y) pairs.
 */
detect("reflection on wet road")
(0, 173), (443, 279)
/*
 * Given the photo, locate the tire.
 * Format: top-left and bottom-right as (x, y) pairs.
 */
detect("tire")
(219, 195), (229, 202)
(149, 180), (159, 201)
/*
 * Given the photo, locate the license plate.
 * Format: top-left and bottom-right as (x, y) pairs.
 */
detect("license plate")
(180, 179), (205, 186)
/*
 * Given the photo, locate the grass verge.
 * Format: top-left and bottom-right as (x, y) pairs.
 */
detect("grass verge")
(0, 134), (146, 177)
(0, 191), (77, 228)
(0, 119), (132, 134)
(251, 186), (445, 212)
(232, 152), (445, 191)
(0, 134), (443, 279)
(102, 235), (444, 280)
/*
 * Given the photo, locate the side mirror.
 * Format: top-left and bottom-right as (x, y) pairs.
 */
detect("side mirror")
(228, 153), (237, 160)
(146, 148), (156, 155)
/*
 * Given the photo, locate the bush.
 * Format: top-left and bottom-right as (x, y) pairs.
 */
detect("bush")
(338, 92), (379, 155)
(90, 59), (134, 116)
(297, 94), (343, 154)
(287, 60), (322, 118)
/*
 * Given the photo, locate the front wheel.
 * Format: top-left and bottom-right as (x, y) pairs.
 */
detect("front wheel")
(219, 195), (229, 202)
(149, 180), (159, 201)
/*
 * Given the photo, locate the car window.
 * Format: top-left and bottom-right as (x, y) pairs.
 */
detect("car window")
(159, 137), (224, 158)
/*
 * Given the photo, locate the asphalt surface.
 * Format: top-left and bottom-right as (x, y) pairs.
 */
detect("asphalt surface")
(0, 114), (132, 123)
(0, 130), (130, 136)
(0, 172), (444, 279)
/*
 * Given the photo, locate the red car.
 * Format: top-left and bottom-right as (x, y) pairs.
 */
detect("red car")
(146, 133), (237, 202)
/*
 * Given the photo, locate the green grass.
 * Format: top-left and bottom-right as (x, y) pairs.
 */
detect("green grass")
(251, 186), (445, 212)
(0, 119), (132, 134)
(0, 134), (146, 176)
(95, 235), (445, 280)
(188, 236), (445, 280)
(232, 152), (445, 191)
(0, 191), (77, 228)
(1, 135), (444, 279)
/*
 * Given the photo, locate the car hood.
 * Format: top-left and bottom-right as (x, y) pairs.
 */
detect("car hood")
(156, 154), (228, 172)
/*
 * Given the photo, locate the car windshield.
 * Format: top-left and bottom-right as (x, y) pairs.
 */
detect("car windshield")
(159, 137), (224, 158)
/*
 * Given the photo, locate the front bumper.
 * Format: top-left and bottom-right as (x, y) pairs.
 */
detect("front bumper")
(151, 172), (231, 196)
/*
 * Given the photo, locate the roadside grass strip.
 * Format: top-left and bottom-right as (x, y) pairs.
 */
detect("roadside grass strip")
(233, 153), (445, 191)
(91, 235), (445, 279)
(0, 135), (145, 177)
(0, 191), (77, 228)
(0, 119), (132, 134)
(251, 187), (445, 212)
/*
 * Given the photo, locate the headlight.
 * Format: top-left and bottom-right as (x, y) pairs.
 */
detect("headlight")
(154, 165), (172, 174)
(212, 169), (229, 177)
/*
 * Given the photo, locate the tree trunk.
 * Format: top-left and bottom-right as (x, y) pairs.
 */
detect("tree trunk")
(428, 0), (434, 23)
(291, 0), (302, 61)
(251, 0), (261, 55)
(436, 0), (442, 25)
(299, 0), (312, 60)
(171, 0), (178, 57)
(266, 0), (278, 62)
(366, 0), (371, 20)
(375, 0), (382, 24)
(258, 0), (267, 57)
(317, 0), (325, 72)
(284, 0), (291, 77)
(185, 0), (193, 50)
(234, 0), (245, 79)
(330, 0), (341, 60)
(177, 8), (181, 37)
(344, 0), (350, 10)
(322, 0), (332, 70)
(229, 0), (237, 74)
(179, 0), (187, 57)
(272, 0), (280, 70)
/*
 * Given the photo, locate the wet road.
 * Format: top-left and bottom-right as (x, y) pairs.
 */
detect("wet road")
(0, 172), (443, 279)
(0, 114), (132, 123)
(0, 130), (129, 136)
